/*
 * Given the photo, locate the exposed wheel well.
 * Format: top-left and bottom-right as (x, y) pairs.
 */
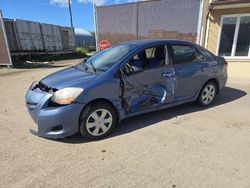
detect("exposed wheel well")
(205, 78), (219, 94)
(78, 98), (119, 129)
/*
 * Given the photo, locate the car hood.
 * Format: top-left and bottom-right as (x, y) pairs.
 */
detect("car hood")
(41, 67), (97, 89)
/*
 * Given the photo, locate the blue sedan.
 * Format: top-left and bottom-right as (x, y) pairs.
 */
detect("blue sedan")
(25, 40), (228, 140)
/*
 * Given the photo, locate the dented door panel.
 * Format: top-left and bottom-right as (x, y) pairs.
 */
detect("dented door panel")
(122, 66), (175, 113)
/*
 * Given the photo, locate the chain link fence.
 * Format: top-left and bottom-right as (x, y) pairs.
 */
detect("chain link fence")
(96, 0), (201, 46)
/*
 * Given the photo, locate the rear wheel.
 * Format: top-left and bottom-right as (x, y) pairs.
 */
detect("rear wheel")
(197, 82), (217, 106)
(79, 102), (117, 140)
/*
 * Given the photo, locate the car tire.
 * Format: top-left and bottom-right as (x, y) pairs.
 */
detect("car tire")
(197, 81), (217, 107)
(79, 101), (118, 140)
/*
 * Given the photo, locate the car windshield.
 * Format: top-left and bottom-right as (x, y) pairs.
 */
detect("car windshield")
(76, 44), (137, 73)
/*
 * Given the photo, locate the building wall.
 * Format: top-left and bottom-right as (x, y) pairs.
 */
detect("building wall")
(0, 22), (10, 65)
(0, 11), (11, 65)
(206, 7), (250, 63)
(198, 0), (211, 46)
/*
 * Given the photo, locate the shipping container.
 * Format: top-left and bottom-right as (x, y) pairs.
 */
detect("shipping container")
(3, 18), (76, 54)
(60, 27), (75, 51)
(40, 23), (62, 51)
(15, 19), (44, 51)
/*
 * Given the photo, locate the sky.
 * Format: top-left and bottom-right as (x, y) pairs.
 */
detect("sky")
(0, 0), (139, 32)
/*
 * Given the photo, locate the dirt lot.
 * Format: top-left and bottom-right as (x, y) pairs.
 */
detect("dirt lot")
(0, 60), (250, 188)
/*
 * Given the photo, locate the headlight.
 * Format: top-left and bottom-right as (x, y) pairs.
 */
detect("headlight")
(51, 87), (84, 105)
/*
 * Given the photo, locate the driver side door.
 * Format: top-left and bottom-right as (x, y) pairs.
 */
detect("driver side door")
(120, 45), (176, 113)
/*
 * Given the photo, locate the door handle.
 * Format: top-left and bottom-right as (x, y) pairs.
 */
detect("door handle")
(200, 67), (207, 72)
(163, 72), (175, 77)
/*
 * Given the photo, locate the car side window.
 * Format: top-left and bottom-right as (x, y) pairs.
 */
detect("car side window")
(172, 44), (196, 64)
(145, 48), (154, 58)
(200, 48), (215, 61)
(124, 45), (167, 74)
(195, 47), (206, 61)
(132, 47), (154, 66)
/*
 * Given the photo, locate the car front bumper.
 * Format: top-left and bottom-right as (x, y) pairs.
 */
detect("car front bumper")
(25, 83), (84, 139)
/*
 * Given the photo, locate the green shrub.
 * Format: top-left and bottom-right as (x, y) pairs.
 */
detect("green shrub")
(75, 47), (96, 55)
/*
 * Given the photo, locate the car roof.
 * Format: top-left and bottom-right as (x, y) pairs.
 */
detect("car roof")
(119, 39), (196, 46)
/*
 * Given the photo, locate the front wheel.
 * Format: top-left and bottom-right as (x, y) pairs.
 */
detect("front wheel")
(197, 82), (217, 106)
(79, 102), (117, 140)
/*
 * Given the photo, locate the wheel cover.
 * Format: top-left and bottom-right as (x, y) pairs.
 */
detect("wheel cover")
(86, 109), (113, 136)
(201, 84), (216, 105)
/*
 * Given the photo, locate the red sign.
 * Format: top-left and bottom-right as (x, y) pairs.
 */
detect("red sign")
(99, 40), (111, 50)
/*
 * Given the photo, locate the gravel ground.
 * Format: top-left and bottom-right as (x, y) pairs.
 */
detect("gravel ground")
(0, 60), (250, 188)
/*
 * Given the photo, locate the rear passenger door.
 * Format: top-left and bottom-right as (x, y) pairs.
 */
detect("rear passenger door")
(171, 43), (207, 102)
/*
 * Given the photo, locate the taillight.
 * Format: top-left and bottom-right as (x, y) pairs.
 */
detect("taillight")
(224, 59), (228, 65)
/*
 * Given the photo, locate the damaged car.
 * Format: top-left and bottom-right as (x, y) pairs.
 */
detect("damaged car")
(25, 39), (228, 140)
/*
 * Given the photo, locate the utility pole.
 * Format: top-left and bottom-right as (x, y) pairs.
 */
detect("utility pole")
(93, 3), (99, 51)
(68, 0), (74, 28)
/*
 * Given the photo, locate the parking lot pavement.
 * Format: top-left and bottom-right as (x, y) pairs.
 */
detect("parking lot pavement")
(0, 60), (250, 188)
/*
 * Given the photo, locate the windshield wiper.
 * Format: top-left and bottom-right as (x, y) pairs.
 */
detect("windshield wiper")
(89, 61), (96, 73)
(74, 63), (88, 72)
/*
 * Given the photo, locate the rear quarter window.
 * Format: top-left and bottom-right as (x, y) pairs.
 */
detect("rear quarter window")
(205, 51), (215, 61)
(199, 47), (216, 61)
